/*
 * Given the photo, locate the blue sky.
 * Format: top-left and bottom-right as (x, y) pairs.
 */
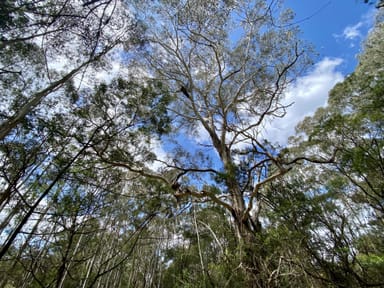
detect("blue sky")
(285, 0), (374, 73)
(263, 1), (376, 144)
(151, 1), (377, 163)
(187, 1), (376, 146)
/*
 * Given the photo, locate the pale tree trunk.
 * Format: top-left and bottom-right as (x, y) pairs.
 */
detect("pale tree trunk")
(81, 253), (97, 288)
(97, 240), (117, 288)
(0, 125), (101, 260)
(0, 50), (108, 141)
(0, 205), (48, 287)
(113, 267), (123, 288)
(57, 231), (84, 288)
(0, 142), (52, 210)
(0, 198), (23, 236)
(0, 146), (86, 260)
(21, 222), (59, 288)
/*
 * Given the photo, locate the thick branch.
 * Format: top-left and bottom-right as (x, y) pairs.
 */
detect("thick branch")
(174, 187), (234, 213)
(0, 47), (112, 141)
(244, 167), (291, 221)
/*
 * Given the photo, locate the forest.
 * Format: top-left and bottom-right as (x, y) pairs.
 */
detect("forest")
(0, 0), (383, 287)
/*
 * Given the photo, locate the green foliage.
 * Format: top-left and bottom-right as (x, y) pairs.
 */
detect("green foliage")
(1, 1), (384, 288)
(286, 14), (384, 287)
(159, 205), (248, 288)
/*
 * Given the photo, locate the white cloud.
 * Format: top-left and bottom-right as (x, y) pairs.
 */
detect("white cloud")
(333, 8), (375, 43)
(147, 138), (170, 171)
(263, 57), (344, 145)
(179, 58), (344, 149)
(342, 22), (363, 40)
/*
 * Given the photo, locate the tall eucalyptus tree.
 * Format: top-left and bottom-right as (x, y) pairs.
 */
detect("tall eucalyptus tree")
(111, 0), (318, 284)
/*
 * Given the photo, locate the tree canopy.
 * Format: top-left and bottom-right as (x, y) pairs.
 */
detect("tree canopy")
(0, 1), (383, 287)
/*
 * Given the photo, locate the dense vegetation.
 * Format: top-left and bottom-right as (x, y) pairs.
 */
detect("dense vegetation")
(0, 1), (383, 287)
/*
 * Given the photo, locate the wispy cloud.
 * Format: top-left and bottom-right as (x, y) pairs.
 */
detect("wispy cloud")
(263, 57), (344, 145)
(188, 57), (344, 148)
(342, 22), (364, 40)
(333, 8), (375, 43)
(185, 57), (345, 151)
(146, 138), (170, 171)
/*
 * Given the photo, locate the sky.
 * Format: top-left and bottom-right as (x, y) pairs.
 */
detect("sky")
(152, 1), (378, 166)
(285, 0), (374, 73)
(264, 0), (376, 144)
